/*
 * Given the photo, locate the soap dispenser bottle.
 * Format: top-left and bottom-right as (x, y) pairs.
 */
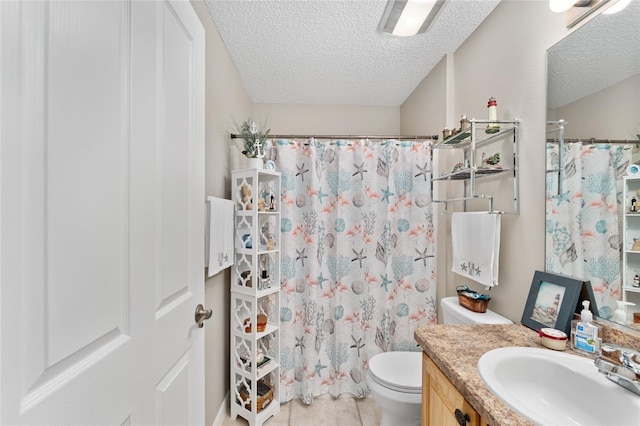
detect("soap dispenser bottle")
(570, 301), (601, 355)
(612, 300), (635, 325)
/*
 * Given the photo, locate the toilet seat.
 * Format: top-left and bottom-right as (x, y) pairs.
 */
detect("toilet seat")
(369, 351), (421, 394)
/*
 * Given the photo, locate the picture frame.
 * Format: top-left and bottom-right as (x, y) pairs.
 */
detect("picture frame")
(521, 270), (585, 335)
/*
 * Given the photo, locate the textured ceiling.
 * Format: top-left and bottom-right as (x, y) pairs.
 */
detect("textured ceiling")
(547, 0), (640, 109)
(204, 0), (500, 106)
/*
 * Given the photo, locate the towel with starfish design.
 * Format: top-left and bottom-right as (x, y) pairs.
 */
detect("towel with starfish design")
(206, 196), (235, 277)
(451, 212), (501, 288)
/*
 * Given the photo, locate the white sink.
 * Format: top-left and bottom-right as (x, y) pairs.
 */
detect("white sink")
(477, 347), (640, 426)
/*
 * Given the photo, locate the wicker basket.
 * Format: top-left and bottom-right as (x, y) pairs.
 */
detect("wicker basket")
(238, 380), (273, 412)
(457, 291), (490, 313)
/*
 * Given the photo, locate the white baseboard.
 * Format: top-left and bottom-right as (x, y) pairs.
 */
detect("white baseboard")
(212, 391), (229, 426)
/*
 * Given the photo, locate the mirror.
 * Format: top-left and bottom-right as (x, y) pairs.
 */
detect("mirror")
(545, 1), (640, 331)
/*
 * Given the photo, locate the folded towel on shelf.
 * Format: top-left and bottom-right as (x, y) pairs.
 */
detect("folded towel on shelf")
(206, 196), (235, 277)
(451, 212), (501, 288)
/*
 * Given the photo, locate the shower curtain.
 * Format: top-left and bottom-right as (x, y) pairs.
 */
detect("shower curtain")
(545, 142), (632, 319)
(271, 138), (437, 403)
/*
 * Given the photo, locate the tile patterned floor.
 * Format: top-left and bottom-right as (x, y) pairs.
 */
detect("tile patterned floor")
(220, 395), (381, 426)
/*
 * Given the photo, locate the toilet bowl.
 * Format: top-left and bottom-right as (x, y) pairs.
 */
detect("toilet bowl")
(367, 297), (512, 425)
(367, 351), (422, 426)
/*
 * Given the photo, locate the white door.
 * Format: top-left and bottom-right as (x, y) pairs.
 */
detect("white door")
(0, 1), (205, 424)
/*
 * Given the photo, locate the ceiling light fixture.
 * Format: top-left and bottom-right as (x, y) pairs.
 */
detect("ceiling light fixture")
(549, 0), (581, 13)
(378, 0), (447, 37)
(549, 0), (619, 27)
(602, 0), (631, 14)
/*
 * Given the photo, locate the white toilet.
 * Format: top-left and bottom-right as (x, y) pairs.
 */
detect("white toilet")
(367, 296), (512, 426)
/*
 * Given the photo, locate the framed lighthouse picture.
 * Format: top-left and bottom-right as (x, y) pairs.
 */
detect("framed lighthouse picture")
(521, 270), (584, 335)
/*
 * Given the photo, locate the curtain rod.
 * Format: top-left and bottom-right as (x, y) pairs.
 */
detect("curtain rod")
(546, 138), (639, 145)
(230, 133), (439, 141)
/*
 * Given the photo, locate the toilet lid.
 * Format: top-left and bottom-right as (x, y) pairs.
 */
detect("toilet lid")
(369, 351), (421, 394)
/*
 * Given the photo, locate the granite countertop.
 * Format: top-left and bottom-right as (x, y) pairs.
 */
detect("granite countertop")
(414, 324), (547, 426)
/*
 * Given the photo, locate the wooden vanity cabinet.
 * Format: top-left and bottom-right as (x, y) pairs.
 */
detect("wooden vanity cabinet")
(422, 353), (485, 426)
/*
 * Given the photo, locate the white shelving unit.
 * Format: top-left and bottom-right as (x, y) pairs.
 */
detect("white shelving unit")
(230, 168), (281, 426)
(622, 176), (640, 324)
(431, 118), (520, 214)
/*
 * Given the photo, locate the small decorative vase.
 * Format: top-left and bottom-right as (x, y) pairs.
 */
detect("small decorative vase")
(247, 157), (263, 170)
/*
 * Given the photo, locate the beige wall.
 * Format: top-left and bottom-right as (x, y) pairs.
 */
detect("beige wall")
(401, 1), (571, 322)
(251, 104), (400, 135)
(401, 54), (449, 135)
(191, 2), (252, 425)
(554, 74), (640, 140)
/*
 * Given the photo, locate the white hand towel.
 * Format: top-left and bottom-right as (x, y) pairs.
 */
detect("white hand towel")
(451, 212), (501, 288)
(206, 196), (235, 277)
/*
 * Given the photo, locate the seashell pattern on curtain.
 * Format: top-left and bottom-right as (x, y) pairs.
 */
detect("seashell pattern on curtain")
(272, 138), (437, 403)
(545, 142), (632, 319)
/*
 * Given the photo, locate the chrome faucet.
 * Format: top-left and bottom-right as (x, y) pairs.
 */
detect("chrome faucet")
(594, 343), (640, 396)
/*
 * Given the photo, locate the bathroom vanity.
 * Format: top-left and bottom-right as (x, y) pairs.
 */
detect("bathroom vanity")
(416, 323), (640, 426)
(416, 324), (544, 426)
(422, 353), (484, 426)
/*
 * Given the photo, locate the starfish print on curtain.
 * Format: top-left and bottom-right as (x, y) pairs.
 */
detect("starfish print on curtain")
(273, 138), (437, 403)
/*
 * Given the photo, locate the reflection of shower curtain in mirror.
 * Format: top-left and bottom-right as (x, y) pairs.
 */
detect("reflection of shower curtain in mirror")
(271, 138), (437, 403)
(546, 142), (631, 319)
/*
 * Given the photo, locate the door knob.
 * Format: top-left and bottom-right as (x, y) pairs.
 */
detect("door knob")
(195, 304), (212, 328)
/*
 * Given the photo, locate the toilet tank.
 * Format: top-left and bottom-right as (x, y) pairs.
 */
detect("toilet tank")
(440, 296), (513, 325)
